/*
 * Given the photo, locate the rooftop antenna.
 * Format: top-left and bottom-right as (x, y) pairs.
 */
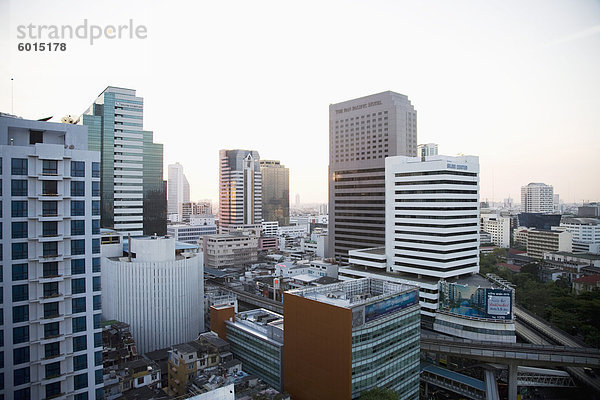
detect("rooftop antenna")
(11, 77), (14, 114)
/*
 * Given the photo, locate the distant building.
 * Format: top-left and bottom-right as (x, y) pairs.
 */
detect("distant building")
(527, 229), (573, 259)
(219, 149), (262, 232)
(167, 162), (190, 216)
(481, 214), (511, 248)
(167, 221), (218, 244)
(102, 236), (204, 353)
(573, 275), (600, 295)
(578, 203), (600, 218)
(521, 183), (554, 213)
(560, 217), (600, 254)
(513, 227), (530, 248)
(417, 143), (438, 157)
(83, 86), (166, 236)
(262, 220), (279, 236)
(260, 160), (290, 226)
(328, 91), (418, 263)
(517, 213), (562, 230)
(203, 232), (259, 268)
(284, 278), (420, 399)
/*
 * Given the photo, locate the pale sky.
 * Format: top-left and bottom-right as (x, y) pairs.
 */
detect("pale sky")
(1, 0), (599, 205)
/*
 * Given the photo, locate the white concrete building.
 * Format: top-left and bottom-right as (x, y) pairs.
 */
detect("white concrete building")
(385, 155), (480, 279)
(417, 143), (438, 157)
(167, 162), (190, 216)
(0, 115), (103, 399)
(481, 214), (511, 248)
(262, 220), (279, 237)
(278, 224), (308, 238)
(167, 223), (217, 244)
(560, 217), (600, 254)
(521, 182), (554, 213)
(101, 236), (203, 353)
(527, 229), (573, 259)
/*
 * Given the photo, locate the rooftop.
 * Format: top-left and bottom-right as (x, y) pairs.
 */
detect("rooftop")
(573, 275), (600, 284)
(561, 217), (600, 225)
(287, 277), (417, 309)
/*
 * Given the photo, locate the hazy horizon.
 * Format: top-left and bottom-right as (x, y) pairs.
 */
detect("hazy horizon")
(1, 0), (599, 205)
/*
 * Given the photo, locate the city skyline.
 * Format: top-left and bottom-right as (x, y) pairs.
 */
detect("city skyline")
(1, 0), (599, 205)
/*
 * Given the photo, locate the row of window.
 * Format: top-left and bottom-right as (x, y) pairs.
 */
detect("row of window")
(5, 314), (102, 345)
(9, 200), (101, 217)
(8, 158), (100, 178)
(0, 280), (100, 305)
(7, 239), (101, 260)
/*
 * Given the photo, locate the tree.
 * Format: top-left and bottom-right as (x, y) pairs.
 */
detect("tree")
(360, 387), (399, 400)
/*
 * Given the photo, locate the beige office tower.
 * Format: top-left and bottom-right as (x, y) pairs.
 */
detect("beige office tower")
(328, 91), (417, 263)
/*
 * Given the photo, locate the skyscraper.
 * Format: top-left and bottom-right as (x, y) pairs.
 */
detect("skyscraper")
(1, 115), (104, 399)
(328, 91), (417, 263)
(167, 162), (190, 216)
(218, 149), (262, 232)
(521, 182), (554, 213)
(260, 160), (289, 226)
(82, 86), (166, 236)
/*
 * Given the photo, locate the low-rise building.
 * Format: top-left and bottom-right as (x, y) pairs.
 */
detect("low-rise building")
(573, 275), (600, 295)
(481, 214), (511, 248)
(527, 229), (572, 259)
(203, 231), (259, 268)
(167, 222), (218, 244)
(560, 217), (600, 254)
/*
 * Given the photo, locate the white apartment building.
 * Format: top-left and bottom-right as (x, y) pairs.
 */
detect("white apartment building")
(527, 229), (573, 259)
(385, 155), (480, 279)
(560, 217), (600, 254)
(167, 223), (217, 244)
(481, 214), (511, 248)
(167, 162), (190, 215)
(101, 236), (203, 353)
(278, 224), (308, 238)
(1, 115), (103, 399)
(521, 182), (554, 213)
(262, 221), (279, 236)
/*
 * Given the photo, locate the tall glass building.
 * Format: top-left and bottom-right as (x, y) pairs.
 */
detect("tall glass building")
(259, 160), (289, 226)
(82, 87), (166, 236)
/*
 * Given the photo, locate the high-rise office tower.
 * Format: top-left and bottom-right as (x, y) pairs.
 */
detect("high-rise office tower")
(385, 155), (480, 279)
(521, 182), (554, 213)
(218, 150), (262, 232)
(167, 162), (190, 215)
(1, 115), (104, 399)
(260, 160), (289, 226)
(82, 86), (166, 236)
(328, 91), (417, 263)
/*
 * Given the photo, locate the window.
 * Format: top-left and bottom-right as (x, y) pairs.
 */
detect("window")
(42, 180), (58, 196)
(42, 160), (58, 175)
(12, 263), (28, 281)
(71, 220), (85, 236)
(42, 201), (58, 216)
(45, 342), (60, 359)
(95, 368), (103, 384)
(46, 382), (61, 397)
(73, 354), (87, 371)
(137, 377), (144, 384)
(12, 305), (29, 323)
(43, 282), (59, 298)
(71, 181), (85, 196)
(75, 393), (89, 400)
(93, 295), (101, 311)
(12, 284), (28, 302)
(14, 366), (30, 385)
(92, 200), (100, 216)
(73, 335), (87, 352)
(92, 162), (100, 178)
(74, 373), (88, 390)
(72, 279), (85, 294)
(29, 130), (43, 144)
(12, 243), (28, 260)
(71, 258), (85, 275)
(43, 262), (58, 278)
(92, 277), (101, 292)
(92, 257), (100, 273)
(93, 313), (101, 329)
(11, 200), (27, 217)
(71, 161), (85, 177)
(11, 179), (27, 196)
(12, 222), (28, 239)
(92, 219), (100, 235)
(15, 388), (31, 400)
(92, 239), (100, 254)
(73, 297), (86, 313)
(43, 302), (59, 318)
(71, 239), (85, 255)
(94, 350), (102, 366)
(13, 326), (29, 344)
(42, 221), (58, 237)
(96, 388), (104, 400)
(13, 346), (30, 364)
(44, 322), (59, 338)
(43, 241), (58, 257)
(92, 181), (100, 197)
(94, 332), (102, 348)
(71, 200), (85, 216)
(45, 361), (61, 378)
(11, 158), (27, 175)
(73, 316), (86, 333)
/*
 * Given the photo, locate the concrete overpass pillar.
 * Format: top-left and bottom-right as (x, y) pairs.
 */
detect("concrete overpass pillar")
(508, 362), (518, 400)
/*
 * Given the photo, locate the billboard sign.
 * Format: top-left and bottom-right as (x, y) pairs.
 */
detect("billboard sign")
(439, 281), (513, 320)
(364, 290), (419, 323)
